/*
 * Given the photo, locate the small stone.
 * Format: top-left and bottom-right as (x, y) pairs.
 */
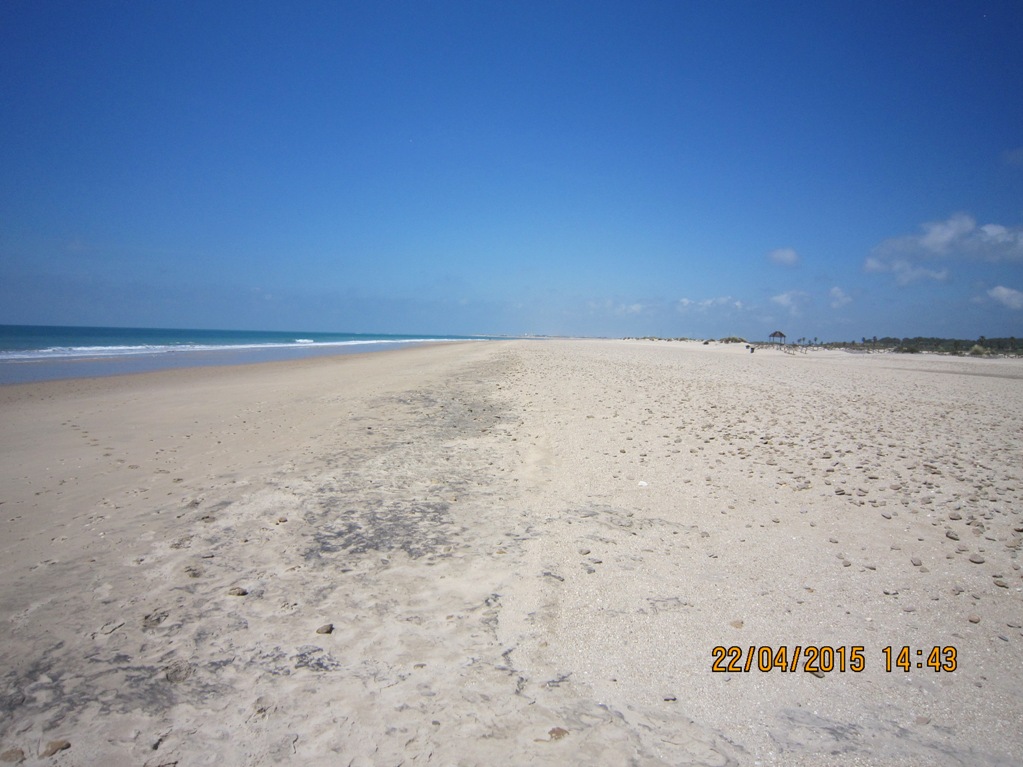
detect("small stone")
(142, 610), (169, 630)
(729, 619), (744, 629)
(578, 548), (591, 555)
(915, 716), (930, 725)
(902, 605), (917, 612)
(881, 512), (892, 519)
(228, 586), (248, 596)
(994, 580), (1008, 588)
(945, 530), (959, 541)
(316, 623), (334, 634)
(968, 614), (981, 624)
(164, 660), (192, 683)
(0, 748), (25, 763)
(664, 695), (677, 701)
(548, 727), (569, 741)
(40, 741), (70, 758)
(810, 669), (825, 678)
(968, 554), (985, 564)
(949, 511), (962, 520)
(911, 557), (922, 567)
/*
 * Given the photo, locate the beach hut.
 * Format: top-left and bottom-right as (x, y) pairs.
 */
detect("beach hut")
(769, 330), (786, 345)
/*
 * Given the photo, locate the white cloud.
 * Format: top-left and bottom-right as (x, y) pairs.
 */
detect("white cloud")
(586, 298), (650, 316)
(917, 213), (976, 253)
(869, 214), (1023, 278)
(768, 247), (799, 266)
(676, 296), (744, 313)
(988, 285), (1023, 310)
(829, 287), (852, 308)
(864, 256), (949, 285)
(770, 290), (810, 316)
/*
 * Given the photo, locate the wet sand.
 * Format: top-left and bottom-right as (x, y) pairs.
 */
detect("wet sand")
(1, 339), (1021, 765)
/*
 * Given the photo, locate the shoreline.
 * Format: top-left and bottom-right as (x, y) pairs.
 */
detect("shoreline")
(0, 338), (486, 386)
(2, 339), (1021, 765)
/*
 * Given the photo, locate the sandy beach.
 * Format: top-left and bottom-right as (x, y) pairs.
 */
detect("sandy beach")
(1, 339), (1021, 766)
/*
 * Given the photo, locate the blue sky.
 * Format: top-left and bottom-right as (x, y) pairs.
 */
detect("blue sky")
(2, 1), (1021, 340)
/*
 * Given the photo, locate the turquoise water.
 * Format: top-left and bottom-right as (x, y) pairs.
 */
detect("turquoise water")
(0, 325), (490, 384)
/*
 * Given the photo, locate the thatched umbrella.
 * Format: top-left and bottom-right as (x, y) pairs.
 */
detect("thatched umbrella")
(769, 330), (786, 344)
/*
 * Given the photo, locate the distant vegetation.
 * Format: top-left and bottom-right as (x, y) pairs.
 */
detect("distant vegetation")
(820, 335), (1019, 356)
(624, 335), (1021, 356)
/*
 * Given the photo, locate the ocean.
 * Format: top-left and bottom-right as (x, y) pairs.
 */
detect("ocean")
(0, 325), (490, 384)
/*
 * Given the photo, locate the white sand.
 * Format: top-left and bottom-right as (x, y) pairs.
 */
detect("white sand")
(1, 339), (1021, 765)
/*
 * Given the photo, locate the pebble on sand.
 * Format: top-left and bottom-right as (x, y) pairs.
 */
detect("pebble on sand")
(316, 623), (334, 634)
(228, 586), (249, 596)
(0, 749), (25, 763)
(969, 554), (986, 564)
(40, 740), (70, 757)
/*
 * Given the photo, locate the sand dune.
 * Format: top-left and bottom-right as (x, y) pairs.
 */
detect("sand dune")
(1, 339), (1021, 765)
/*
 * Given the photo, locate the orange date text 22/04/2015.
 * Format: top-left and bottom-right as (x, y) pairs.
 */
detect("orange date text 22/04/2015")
(710, 645), (958, 674)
